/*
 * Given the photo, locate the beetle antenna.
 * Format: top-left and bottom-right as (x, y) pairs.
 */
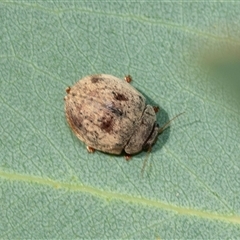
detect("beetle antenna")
(141, 146), (152, 177)
(141, 112), (185, 177)
(158, 112), (185, 134)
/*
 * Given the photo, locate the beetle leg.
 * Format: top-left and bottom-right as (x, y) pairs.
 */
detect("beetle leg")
(124, 75), (132, 83)
(65, 86), (71, 94)
(124, 154), (132, 161)
(86, 146), (95, 153)
(153, 106), (159, 113)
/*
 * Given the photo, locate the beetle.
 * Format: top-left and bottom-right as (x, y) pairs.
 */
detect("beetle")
(64, 74), (183, 157)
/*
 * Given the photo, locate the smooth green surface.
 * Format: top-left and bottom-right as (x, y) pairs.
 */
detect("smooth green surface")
(1, 1), (240, 239)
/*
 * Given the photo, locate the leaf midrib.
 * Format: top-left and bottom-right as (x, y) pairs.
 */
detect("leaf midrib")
(0, 169), (239, 225)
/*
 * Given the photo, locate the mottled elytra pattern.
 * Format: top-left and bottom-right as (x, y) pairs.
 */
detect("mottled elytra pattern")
(64, 74), (158, 155)
(112, 91), (128, 101)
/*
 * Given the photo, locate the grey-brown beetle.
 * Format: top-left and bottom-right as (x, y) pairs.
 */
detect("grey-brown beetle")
(64, 74), (183, 156)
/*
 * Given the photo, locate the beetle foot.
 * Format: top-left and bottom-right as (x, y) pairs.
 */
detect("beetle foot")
(87, 146), (95, 153)
(124, 75), (132, 83)
(66, 86), (71, 94)
(153, 106), (159, 113)
(124, 154), (132, 161)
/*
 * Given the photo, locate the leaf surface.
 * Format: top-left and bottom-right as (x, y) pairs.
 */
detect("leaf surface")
(1, 1), (240, 239)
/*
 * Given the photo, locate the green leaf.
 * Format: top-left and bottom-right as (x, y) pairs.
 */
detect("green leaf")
(1, 1), (240, 239)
